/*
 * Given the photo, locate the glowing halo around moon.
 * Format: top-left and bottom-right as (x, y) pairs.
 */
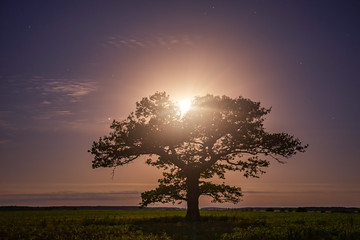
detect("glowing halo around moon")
(178, 98), (192, 116)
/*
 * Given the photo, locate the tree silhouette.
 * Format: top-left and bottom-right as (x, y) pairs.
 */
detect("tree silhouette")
(89, 92), (307, 221)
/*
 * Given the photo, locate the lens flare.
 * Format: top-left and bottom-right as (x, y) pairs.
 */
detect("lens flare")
(178, 98), (192, 115)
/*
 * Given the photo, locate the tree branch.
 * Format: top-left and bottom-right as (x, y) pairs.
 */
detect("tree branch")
(167, 146), (188, 170)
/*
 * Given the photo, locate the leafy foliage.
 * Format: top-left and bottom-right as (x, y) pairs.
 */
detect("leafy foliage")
(89, 92), (307, 217)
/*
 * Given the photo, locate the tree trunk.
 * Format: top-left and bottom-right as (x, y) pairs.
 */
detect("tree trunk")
(185, 172), (200, 221)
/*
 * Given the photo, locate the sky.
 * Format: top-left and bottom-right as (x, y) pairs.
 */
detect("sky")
(1, 0), (360, 208)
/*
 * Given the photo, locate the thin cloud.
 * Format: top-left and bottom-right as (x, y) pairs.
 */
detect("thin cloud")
(0, 191), (141, 205)
(0, 75), (99, 132)
(0, 114), (13, 130)
(29, 77), (97, 122)
(0, 111), (17, 144)
(0, 182), (158, 195)
(39, 78), (97, 102)
(32, 110), (73, 120)
(42, 100), (51, 105)
(243, 190), (360, 195)
(0, 111), (17, 132)
(106, 34), (197, 49)
(2, 75), (97, 105)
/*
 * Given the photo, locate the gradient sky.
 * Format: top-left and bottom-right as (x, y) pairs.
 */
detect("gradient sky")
(1, 1), (360, 207)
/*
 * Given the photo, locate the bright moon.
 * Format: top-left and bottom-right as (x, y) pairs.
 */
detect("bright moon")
(178, 98), (192, 115)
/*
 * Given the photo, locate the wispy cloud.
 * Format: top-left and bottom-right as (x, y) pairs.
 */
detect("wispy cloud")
(0, 111), (17, 144)
(32, 76), (97, 120)
(44, 80), (96, 99)
(105, 34), (198, 49)
(0, 191), (142, 206)
(31, 76), (97, 103)
(0, 182), (157, 195)
(0, 75), (99, 132)
(243, 189), (360, 195)
(242, 183), (360, 195)
(0, 111), (14, 130)
(32, 110), (73, 120)
(2, 75), (97, 107)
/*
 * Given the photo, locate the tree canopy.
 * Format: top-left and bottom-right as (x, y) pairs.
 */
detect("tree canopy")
(89, 92), (307, 221)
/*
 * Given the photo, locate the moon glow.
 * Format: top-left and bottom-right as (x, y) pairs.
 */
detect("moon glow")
(178, 98), (192, 116)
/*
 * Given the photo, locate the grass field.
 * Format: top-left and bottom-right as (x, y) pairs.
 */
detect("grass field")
(1, 209), (359, 240)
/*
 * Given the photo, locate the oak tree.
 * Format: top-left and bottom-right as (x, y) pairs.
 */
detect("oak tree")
(89, 92), (307, 221)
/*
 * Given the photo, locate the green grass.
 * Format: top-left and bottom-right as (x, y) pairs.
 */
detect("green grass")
(1, 210), (359, 240)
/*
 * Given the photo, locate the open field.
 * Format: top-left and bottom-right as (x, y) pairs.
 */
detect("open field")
(1, 209), (359, 240)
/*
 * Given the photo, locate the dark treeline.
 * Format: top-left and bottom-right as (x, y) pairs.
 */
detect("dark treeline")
(1, 206), (359, 213)
(0, 206), (179, 211)
(202, 207), (359, 213)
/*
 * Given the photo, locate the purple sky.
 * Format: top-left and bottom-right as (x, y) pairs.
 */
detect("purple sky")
(1, 1), (360, 207)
